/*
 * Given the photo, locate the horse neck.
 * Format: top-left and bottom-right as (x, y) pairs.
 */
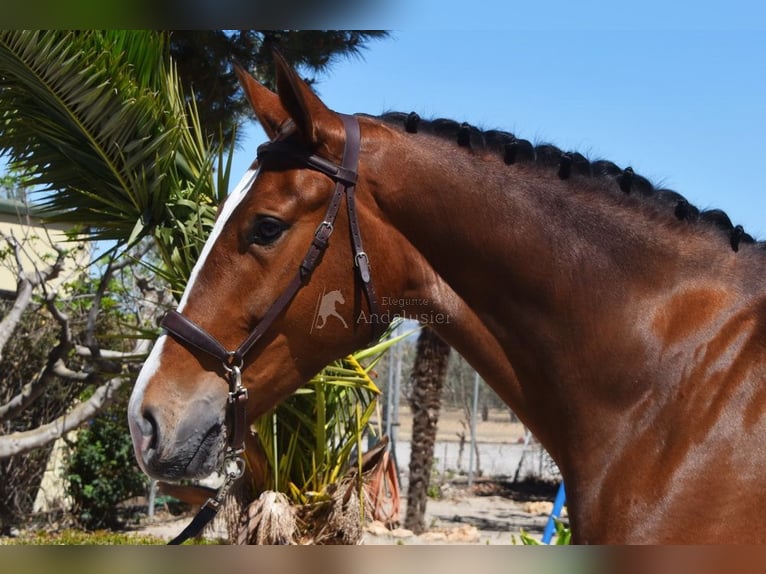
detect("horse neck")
(368, 126), (764, 461)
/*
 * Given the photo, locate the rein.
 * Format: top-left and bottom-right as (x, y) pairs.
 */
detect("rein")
(162, 114), (382, 544)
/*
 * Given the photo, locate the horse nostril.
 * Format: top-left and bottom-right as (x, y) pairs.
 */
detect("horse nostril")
(140, 407), (160, 452)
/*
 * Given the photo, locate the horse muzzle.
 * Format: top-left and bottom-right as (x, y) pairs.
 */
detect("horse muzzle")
(128, 360), (229, 480)
(129, 401), (227, 480)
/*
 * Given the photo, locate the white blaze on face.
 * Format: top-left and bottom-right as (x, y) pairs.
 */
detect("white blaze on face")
(177, 168), (259, 312)
(128, 168), (259, 450)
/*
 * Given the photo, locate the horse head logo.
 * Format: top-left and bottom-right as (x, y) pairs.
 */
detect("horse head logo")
(311, 289), (348, 332)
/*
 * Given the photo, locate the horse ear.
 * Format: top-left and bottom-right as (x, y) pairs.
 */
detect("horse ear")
(272, 50), (337, 148)
(234, 64), (288, 140)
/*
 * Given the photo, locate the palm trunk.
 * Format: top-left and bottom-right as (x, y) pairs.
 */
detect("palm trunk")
(404, 327), (451, 534)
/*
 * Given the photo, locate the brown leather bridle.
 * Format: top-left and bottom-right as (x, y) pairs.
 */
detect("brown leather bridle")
(163, 114), (382, 544)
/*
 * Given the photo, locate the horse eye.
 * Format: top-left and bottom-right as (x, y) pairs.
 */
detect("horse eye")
(251, 216), (287, 246)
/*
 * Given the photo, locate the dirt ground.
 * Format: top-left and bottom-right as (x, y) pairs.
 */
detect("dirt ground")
(362, 478), (561, 545)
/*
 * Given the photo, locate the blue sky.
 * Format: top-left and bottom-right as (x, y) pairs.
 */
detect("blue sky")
(232, 26), (766, 238)
(342, 0), (766, 31)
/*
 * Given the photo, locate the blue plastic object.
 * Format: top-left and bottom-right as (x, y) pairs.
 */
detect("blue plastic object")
(542, 482), (567, 544)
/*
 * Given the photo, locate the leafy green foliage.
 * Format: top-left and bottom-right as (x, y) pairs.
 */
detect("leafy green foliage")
(65, 390), (147, 530)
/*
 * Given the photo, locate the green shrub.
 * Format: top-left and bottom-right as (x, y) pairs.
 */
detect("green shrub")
(65, 392), (147, 529)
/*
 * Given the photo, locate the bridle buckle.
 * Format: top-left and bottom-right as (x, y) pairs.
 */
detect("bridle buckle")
(315, 220), (334, 240)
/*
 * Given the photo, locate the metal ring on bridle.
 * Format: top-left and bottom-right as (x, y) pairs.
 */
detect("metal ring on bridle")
(222, 352), (244, 373)
(225, 453), (247, 480)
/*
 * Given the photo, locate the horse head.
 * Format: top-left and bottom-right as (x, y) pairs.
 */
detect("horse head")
(127, 53), (483, 480)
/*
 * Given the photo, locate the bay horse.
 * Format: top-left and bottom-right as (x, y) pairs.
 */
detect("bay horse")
(129, 53), (766, 544)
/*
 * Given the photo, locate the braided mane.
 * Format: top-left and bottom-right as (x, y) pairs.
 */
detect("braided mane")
(378, 112), (755, 253)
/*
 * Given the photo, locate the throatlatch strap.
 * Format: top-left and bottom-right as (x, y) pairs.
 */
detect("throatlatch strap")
(338, 114), (383, 340)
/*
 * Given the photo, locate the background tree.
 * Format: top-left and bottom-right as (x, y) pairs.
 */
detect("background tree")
(403, 327), (451, 534)
(167, 30), (388, 146)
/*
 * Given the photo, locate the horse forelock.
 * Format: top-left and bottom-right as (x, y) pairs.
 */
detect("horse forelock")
(377, 112), (757, 253)
(177, 168), (259, 312)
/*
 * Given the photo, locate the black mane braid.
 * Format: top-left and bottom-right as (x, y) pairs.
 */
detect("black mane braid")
(378, 112), (756, 252)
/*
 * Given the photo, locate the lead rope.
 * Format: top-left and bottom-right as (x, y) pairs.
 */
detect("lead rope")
(167, 363), (247, 545)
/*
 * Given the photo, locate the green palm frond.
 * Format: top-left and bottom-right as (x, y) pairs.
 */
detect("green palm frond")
(255, 353), (380, 505)
(0, 30), (177, 242)
(153, 87), (233, 293)
(0, 30), (231, 292)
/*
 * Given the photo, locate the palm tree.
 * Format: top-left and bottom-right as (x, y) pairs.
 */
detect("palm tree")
(0, 29), (397, 543)
(404, 327), (452, 534)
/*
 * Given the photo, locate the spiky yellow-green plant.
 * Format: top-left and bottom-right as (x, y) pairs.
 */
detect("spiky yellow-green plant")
(253, 326), (413, 506)
(236, 324), (414, 544)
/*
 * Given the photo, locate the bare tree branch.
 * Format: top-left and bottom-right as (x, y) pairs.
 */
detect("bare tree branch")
(0, 231), (71, 420)
(74, 345), (147, 362)
(1, 241), (144, 423)
(0, 233), (165, 456)
(83, 255), (114, 354)
(0, 231), (66, 363)
(51, 359), (90, 381)
(0, 256), (162, 456)
(0, 293), (77, 422)
(0, 363), (48, 422)
(0, 234), (34, 361)
(0, 376), (126, 458)
(0, 277), (33, 362)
